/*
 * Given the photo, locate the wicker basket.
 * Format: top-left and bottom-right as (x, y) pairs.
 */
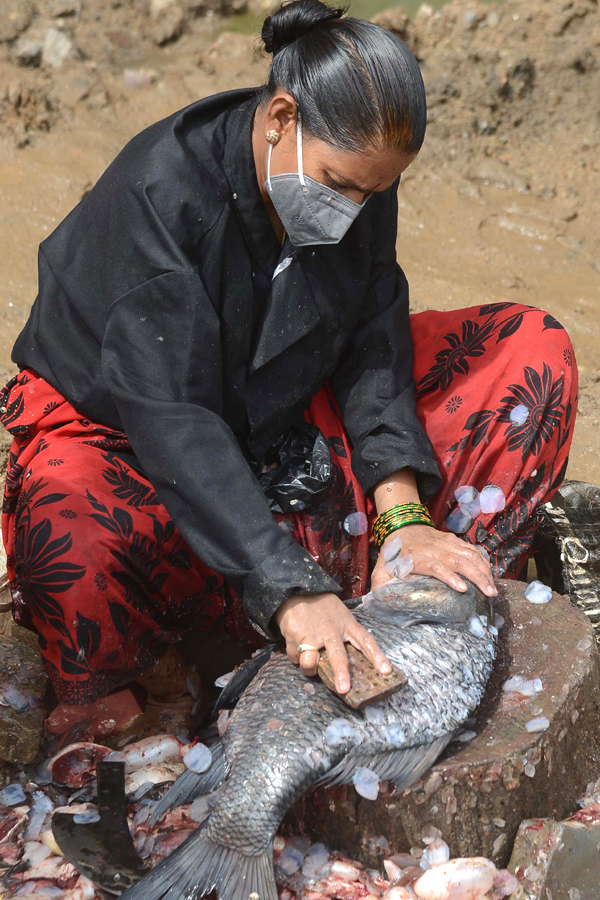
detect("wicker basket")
(534, 479), (600, 639)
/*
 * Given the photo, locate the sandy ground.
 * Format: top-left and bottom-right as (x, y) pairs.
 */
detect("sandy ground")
(0, 0), (599, 486)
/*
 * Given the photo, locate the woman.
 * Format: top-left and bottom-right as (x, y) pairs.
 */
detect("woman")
(0, 0), (576, 736)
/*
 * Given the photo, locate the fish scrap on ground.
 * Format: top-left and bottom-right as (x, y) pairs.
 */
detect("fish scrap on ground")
(0, 747), (519, 900)
(1, 575), (519, 899)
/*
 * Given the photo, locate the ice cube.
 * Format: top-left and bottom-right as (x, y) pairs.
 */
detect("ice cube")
(353, 767), (379, 800)
(479, 485), (506, 514)
(73, 811), (101, 824)
(422, 838), (450, 867)
(445, 507), (473, 534)
(382, 535), (403, 563)
(133, 805), (152, 828)
(461, 497), (481, 518)
(183, 742), (212, 774)
(468, 615), (486, 638)
(302, 842), (331, 881)
(364, 704), (386, 726)
(0, 783), (26, 806)
(510, 404), (529, 426)
(392, 554), (414, 579)
(31, 790), (54, 814)
(518, 679), (543, 697)
(2, 685), (31, 713)
(385, 724), (405, 748)
(525, 716), (550, 733)
(129, 782), (154, 802)
(524, 581), (553, 605)
(325, 719), (358, 747)
(25, 809), (47, 840)
(277, 844), (305, 874)
(343, 512), (368, 536)
(455, 485), (479, 505)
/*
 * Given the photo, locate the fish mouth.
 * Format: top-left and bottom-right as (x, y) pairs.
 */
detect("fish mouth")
(356, 576), (494, 629)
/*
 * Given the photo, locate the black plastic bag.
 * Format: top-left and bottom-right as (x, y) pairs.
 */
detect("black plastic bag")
(533, 479), (600, 636)
(255, 422), (332, 514)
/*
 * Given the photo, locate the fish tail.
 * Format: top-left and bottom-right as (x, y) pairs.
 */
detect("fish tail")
(148, 740), (227, 826)
(121, 828), (277, 900)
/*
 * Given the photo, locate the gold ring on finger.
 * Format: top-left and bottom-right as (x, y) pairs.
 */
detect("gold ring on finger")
(297, 643), (320, 654)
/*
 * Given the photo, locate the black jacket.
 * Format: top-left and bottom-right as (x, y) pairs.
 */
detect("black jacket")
(12, 88), (441, 636)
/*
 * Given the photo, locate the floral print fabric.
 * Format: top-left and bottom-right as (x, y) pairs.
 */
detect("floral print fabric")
(0, 302), (577, 704)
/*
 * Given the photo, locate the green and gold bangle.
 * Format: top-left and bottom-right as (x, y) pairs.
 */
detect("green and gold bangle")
(373, 502), (434, 549)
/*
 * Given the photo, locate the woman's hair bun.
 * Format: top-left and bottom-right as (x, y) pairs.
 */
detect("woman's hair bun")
(261, 0), (345, 56)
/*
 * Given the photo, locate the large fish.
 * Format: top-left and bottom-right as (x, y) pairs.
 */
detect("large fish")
(121, 576), (497, 900)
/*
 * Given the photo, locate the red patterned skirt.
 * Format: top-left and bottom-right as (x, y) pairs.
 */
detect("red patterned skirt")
(1, 303), (577, 704)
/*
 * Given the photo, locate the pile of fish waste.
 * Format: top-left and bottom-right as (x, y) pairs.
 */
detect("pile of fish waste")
(0, 738), (519, 900)
(0, 574), (515, 899)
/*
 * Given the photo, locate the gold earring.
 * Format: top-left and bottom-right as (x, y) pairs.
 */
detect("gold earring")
(266, 129), (281, 144)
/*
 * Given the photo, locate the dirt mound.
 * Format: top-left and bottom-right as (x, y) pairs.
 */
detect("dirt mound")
(0, 0), (252, 144)
(377, 0), (600, 150)
(0, 0), (599, 483)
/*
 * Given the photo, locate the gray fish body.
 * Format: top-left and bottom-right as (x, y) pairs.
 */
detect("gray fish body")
(125, 577), (496, 900)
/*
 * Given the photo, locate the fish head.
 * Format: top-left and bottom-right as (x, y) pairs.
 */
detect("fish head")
(358, 576), (493, 628)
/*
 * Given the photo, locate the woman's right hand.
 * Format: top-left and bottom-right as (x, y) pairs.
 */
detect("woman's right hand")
(274, 591), (392, 694)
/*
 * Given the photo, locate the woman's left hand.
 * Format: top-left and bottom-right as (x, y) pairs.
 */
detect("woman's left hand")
(370, 524), (497, 598)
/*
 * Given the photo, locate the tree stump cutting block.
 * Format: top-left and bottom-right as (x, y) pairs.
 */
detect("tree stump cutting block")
(288, 580), (600, 869)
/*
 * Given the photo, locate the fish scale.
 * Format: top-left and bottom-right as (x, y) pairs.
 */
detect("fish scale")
(123, 576), (496, 900)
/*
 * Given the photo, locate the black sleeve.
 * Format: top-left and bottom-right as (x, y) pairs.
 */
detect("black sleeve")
(331, 184), (442, 502)
(101, 271), (341, 638)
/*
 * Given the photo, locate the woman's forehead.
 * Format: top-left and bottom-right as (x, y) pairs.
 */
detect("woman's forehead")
(309, 139), (415, 191)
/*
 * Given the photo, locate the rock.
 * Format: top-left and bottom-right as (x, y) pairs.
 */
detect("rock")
(0, 635), (47, 765)
(45, 0), (81, 17)
(15, 39), (44, 66)
(53, 71), (94, 108)
(372, 7), (410, 40)
(123, 68), (159, 90)
(462, 10), (482, 31)
(149, 0), (177, 14)
(508, 808), (600, 898)
(467, 159), (530, 193)
(42, 28), (77, 68)
(0, 0), (35, 43)
(150, 3), (185, 45)
(290, 582), (600, 868)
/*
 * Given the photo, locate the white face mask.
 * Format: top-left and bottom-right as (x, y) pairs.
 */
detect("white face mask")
(265, 116), (370, 247)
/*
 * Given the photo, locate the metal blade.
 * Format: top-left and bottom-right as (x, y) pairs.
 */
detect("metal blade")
(52, 761), (147, 895)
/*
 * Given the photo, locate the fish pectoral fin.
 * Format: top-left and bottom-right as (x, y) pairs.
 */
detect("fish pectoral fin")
(148, 740), (228, 827)
(316, 734), (452, 793)
(119, 829), (277, 900)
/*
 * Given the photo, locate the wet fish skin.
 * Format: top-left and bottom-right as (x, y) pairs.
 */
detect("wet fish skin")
(123, 576), (496, 900)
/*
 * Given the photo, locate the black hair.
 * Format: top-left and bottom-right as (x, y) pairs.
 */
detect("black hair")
(259, 0), (426, 154)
